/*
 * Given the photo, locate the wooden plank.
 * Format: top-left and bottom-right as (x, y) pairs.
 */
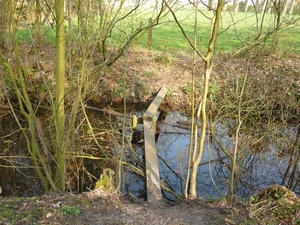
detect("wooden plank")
(144, 119), (162, 202)
(144, 86), (168, 118)
(143, 86), (168, 202)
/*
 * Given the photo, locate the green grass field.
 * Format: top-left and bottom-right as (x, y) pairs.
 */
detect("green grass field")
(16, 25), (55, 44)
(16, 10), (300, 55)
(134, 10), (300, 55)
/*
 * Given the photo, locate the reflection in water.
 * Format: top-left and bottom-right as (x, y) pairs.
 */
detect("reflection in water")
(1, 107), (299, 199)
(0, 109), (116, 197)
(0, 114), (44, 196)
(124, 111), (300, 200)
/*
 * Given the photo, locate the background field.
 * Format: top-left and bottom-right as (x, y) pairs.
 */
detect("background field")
(17, 10), (300, 56)
(133, 10), (300, 55)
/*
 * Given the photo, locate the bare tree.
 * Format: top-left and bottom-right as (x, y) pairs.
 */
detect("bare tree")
(244, 0), (250, 12)
(233, 0), (241, 13)
(288, 0), (297, 14)
(163, 0), (224, 199)
(0, 0), (174, 194)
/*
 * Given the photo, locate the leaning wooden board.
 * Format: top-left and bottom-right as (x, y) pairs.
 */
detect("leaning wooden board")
(143, 86), (168, 202)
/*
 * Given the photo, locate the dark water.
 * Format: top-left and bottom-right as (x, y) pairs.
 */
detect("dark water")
(0, 114), (44, 196)
(121, 111), (300, 200)
(0, 107), (299, 200)
(0, 109), (113, 196)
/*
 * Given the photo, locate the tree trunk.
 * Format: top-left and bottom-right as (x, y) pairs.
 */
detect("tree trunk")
(54, 0), (66, 192)
(8, 0), (13, 32)
(34, 0), (42, 44)
(288, 0), (295, 14)
(208, 0), (216, 9)
(188, 0), (223, 199)
(234, 0), (241, 13)
(244, 0), (250, 12)
(223, 2), (228, 11)
(282, 0), (291, 15)
(261, 0), (268, 13)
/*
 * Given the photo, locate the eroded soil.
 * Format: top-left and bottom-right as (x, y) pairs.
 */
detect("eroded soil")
(0, 191), (255, 225)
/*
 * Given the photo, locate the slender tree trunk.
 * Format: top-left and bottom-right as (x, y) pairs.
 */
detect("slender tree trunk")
(66, 0), (72, 31)
(229, 55), (250, 196)
(244, 0), (250, 12)
(234, 0), (241, 13)
(288, 0), (295, 14)
(255, 0), (260, 11)
(9, 0), (13, 31)
(188, 0), (223, 199)
(209, 0), (216, 9)
(54, 0), (66, 192)
(184, 0), (199, 199)
(272, 0), (282, 47)
(34, 0), (42, 44)
(282, 0), (291, 15)
(261, 0), (268, 13)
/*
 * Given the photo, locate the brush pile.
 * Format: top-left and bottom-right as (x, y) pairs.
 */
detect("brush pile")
(250, 185), (300, 224)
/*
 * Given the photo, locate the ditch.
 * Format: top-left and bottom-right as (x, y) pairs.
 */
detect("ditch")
(0, 105), (299, 202)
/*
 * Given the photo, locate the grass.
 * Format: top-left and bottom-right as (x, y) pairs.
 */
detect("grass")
(17, 26), (55, 44)
(60, 205), (81, 216)
(135, 10), (300, 55)
(0, 197), (45, 225)
(14, 9), (300, 55)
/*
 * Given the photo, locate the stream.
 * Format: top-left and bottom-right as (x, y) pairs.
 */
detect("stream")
(121, 110), (300, 200)
(0, 106), (299, 200)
